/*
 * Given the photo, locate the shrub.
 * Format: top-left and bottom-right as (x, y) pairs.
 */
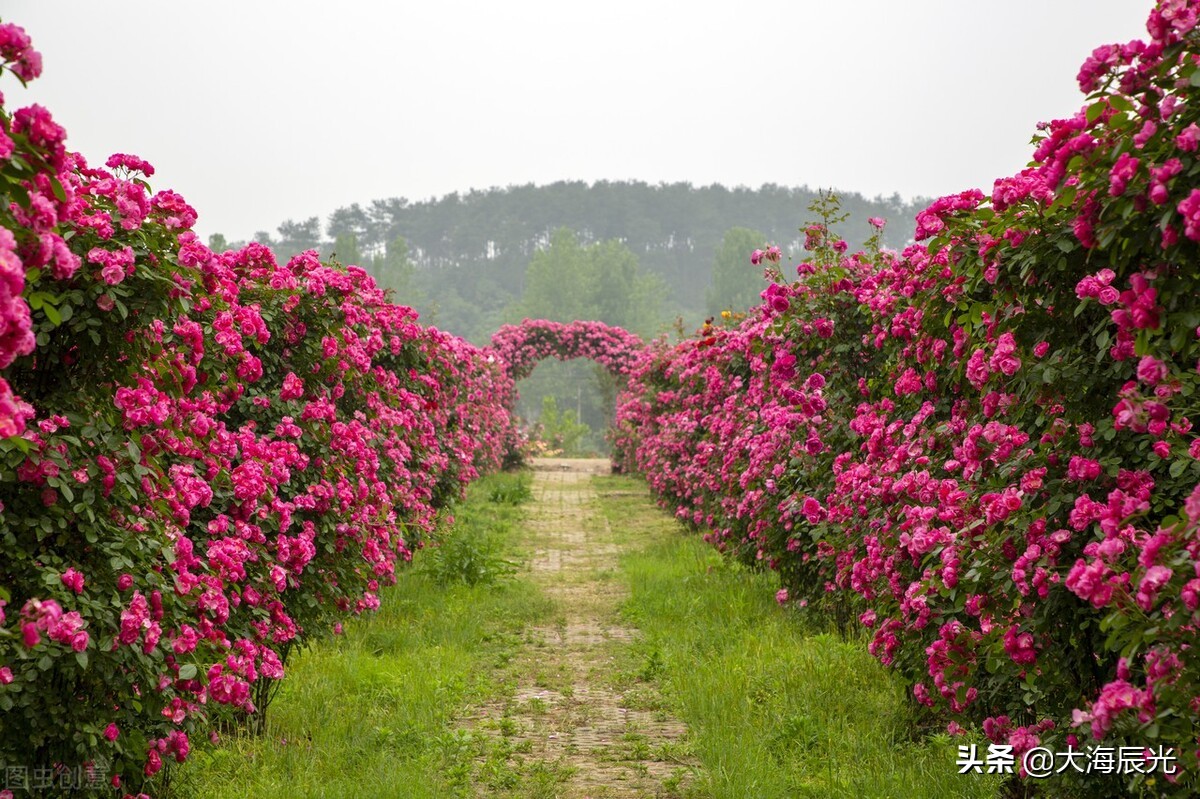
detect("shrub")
(615, 3), (1200, 793)
(0, 21), (514, 795)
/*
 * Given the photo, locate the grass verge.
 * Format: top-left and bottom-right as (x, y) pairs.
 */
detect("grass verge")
(593, 474), (1004, 799)
(172, 470), (553, 799)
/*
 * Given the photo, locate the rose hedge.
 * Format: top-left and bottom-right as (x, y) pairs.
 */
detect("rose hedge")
(0, 23), (512, 798)
(615, 2), (1200, 794)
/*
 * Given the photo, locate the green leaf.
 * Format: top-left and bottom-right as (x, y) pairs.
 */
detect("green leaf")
(1108, 95), (1135, 113)
(1191, 67), (1200, 87)
(178, 663), (198, 680)
(42, 302), (61, 326)
(74, 651), (88, 669)
(49, 175), (67, 203)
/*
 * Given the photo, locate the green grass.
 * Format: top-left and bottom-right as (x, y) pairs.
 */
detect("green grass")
(593, 474), (1004, 799)
(172, 470), (555, 799)
(172, 469), (1006, 799)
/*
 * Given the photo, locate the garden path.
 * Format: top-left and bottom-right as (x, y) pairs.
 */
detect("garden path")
(466, 458), (695, 798)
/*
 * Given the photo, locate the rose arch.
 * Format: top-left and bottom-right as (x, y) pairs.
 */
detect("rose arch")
(487, 319), (645, 383)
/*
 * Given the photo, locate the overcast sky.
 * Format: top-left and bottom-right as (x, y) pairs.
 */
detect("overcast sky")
(6, 1), (1152, 243)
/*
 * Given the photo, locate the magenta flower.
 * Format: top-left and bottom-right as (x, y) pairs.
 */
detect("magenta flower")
(60, 567), (85, 594)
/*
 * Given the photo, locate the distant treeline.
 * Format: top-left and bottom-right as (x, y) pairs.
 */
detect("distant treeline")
(220, 181), (926, 344)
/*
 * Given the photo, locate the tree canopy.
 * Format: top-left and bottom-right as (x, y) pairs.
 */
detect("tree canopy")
(706, 226), (770, 317)
(217, 181), (924, 344)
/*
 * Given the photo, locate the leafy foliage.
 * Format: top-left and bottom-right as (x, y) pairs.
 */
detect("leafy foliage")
(705, 226), (770, 317)
(615, 3), (1200, 794)
(530, 396), (592, 457)
(0, 22), (514, 796)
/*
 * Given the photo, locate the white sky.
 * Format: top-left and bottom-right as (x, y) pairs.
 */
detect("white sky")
(6, 1), (1152, 243)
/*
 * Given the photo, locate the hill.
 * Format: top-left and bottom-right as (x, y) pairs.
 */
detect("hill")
(241, 181), (927, 343)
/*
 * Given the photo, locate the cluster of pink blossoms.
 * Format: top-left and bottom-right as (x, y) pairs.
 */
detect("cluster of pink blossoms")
(0, 18), (517, 797)
(488, 318), (644, 383)
(615, 2), (1200, 793)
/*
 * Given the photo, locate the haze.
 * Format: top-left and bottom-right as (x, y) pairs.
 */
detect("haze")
(5, 1), (1150, 243)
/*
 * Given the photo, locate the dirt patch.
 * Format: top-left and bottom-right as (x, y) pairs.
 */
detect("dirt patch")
(466, 460), (695, 797)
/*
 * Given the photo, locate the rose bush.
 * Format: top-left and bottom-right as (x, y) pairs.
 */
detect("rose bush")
(615, 2), (1200, 794)
(0, 22), (512, 797)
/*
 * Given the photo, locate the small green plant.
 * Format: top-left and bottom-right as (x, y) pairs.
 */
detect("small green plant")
(533, 395), (592, 456)
(637, 647), (665, 681)
(420, 517), (518, 587)
(487, 471), (533, 505)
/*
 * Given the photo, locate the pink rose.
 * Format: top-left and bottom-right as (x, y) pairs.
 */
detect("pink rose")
(100, 263), (125, 285)
(1136, 355), (1169, 385)
(61, 567), (85, 594)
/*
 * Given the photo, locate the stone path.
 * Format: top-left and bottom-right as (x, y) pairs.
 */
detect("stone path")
(467, 458), (694, 798)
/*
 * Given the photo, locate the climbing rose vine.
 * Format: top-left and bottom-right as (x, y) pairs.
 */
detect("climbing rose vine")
(0, 20), (513, 797)
(615, 2), (1200, 794)
(487, 319), (645, 464)
(488, 319), (644, 382)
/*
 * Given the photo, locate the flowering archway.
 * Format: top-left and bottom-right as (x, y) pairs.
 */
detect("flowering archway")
(488, 320), (645, 461)
(488, 319), (645, 383)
